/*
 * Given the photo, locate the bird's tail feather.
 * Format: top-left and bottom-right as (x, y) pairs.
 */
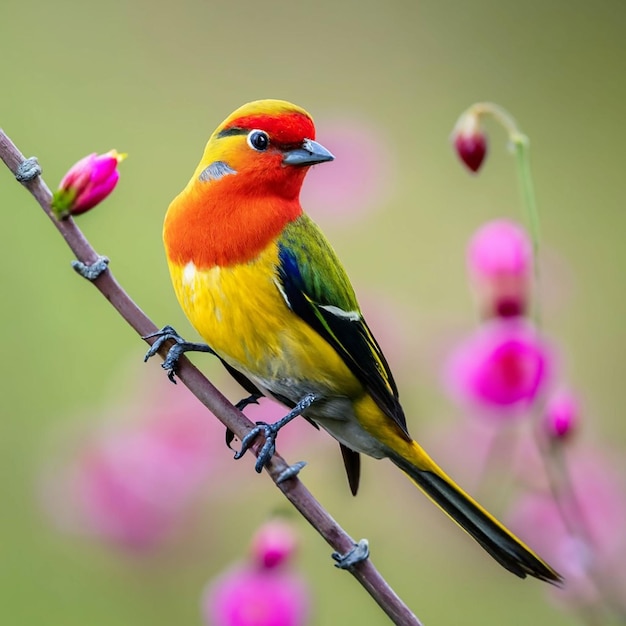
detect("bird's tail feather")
(389, 442), (562, 583)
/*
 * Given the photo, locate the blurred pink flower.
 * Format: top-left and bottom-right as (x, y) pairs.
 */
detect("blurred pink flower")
(41, 363), (225, 550)
(203, 520), (310, 626)
(301, 118), (393, 221)
(72, 407), (214, 549)
(51, 149), (125, 219)
(508, 448), (626, 608)
(467, 219), (532, 318)
(445, 318), (553, 416)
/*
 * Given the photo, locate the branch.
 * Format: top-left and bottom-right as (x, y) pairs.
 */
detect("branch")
(0, 128), (422, 626)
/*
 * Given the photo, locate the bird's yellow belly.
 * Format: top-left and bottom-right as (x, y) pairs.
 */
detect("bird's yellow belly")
(168, 250), (361, 401)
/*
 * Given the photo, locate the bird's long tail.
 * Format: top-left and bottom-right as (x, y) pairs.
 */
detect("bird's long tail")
(389, 440), (562, 583)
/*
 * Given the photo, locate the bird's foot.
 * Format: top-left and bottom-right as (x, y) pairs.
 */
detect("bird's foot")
(72, 255), (109, 281)
(332, 539), (370, 570)
(233, 392), (317, 472)
(143, 325), (214, 382)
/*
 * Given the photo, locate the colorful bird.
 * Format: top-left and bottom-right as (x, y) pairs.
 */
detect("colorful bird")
(149, 99), (560, 583)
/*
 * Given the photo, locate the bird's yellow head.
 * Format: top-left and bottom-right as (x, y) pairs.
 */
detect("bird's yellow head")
(191, 99), (334, 200)
(165, 100), (334, 268)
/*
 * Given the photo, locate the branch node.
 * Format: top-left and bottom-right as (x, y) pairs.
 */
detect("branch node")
(333, 538), (370, 570)
(15, 157), (42, 183)
(71, 255), (110, 281)
(276, 460), (307, 483)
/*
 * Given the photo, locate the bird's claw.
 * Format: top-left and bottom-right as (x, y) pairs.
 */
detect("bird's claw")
(234, 421), (279, 472)
(332, 539), (370, 569)
(233, 393), (317, 472)
(143, 325), (214, 382)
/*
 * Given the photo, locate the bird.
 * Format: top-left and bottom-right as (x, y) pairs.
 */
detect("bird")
(149, 98), (561, 583)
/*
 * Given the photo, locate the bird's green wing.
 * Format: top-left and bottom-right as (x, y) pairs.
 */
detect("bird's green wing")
(276, 214), (408, 437)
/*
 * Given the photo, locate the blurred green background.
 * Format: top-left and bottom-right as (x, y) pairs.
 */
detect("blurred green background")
(2, 0), (626, 624)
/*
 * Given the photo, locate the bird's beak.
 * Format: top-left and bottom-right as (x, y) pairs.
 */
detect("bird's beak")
(282, 139), (335, 166)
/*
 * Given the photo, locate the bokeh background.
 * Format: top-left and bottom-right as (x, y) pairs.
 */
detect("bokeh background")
(2, 1), (626, 624)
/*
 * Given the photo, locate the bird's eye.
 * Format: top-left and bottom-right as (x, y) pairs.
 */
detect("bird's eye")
(247, 130), (270, 151)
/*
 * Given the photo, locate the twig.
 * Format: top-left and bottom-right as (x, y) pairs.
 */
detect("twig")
(0, 128), (422, 626)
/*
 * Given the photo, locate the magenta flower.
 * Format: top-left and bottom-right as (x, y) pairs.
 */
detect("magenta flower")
(451, 111), (487, 173)
(202, 520), (310, 626)
(301, 118), (393, 221)
(445, 318), (553, 415)
(52, 149), (126, 219)
(467, 219), (532, 318)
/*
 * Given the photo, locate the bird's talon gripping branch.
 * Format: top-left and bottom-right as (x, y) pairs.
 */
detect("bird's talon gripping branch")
(332, 539), (370, 570)
(71, 255), (109, 281)
(276, 461), (307, 484)
(234, 392), (317, 471)
(15, 157), (41, 183)
(143, 325), (215, 382)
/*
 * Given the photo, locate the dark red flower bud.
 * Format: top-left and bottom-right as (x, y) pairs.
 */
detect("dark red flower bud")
(452, 112), (488, 173)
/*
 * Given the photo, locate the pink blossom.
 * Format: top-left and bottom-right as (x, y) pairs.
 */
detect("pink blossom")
(445, 318), (552, 416)
(42, 368), (219, 550)
(72, 407), (214, 549)
(203, 566), (310, 626)
(301, 118), (393, 221)
(203, 521), (310, 626)
(467, 220), (532, 318)
(52, 149), (125, 219)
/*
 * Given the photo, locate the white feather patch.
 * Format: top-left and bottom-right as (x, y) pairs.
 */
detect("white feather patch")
(320, 304), (361, 321)
(182, 261), (197, 285)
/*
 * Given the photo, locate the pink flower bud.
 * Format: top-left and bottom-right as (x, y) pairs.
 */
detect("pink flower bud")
(452, 111), (487, 173)
(543, 389), (578, 441)
(250, 520), (298, 569)
(52, 150), (126, 219)
(467, 219), (532, 318)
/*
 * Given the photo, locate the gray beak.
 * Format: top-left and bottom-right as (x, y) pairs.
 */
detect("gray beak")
(282, 138), (335, 166)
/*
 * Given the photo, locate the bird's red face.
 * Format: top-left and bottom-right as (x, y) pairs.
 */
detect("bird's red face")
(206, 107), (334, 200)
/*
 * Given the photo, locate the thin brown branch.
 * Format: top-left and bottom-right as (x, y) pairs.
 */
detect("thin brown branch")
(0, 128), (422, 626)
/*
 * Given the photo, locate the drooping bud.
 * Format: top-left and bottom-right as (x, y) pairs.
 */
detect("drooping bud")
(452, 110), (487, 173)
(543, 389), (578, 441)
(467, 219), (532, 318)
(51, 150), (126, 219)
